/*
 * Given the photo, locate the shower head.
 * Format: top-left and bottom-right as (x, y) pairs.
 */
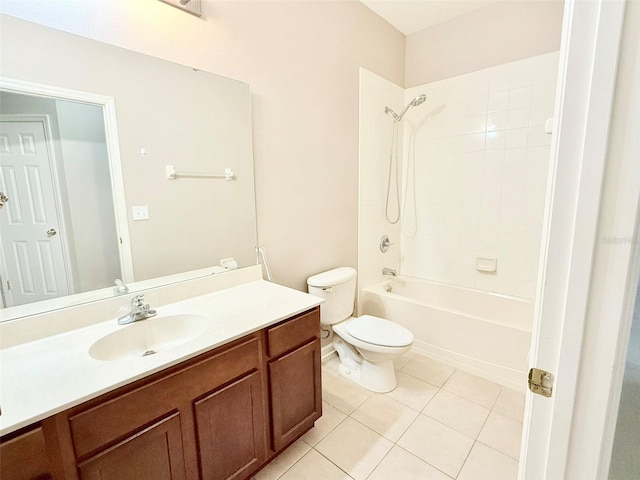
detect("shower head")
(385, 94), (427, 122)
(411, 94), (427, 107)
(398, 94), (427, 119)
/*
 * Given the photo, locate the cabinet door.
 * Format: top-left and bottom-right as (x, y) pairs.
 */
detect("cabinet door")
(195, 370), (266, 480)
(77, 413), (186, 480)
(269, 339), (321, 451)
(0, 426), (51, 480)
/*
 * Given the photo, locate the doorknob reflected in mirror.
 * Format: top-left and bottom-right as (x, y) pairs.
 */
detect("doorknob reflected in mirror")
(47, 229), (57, 237)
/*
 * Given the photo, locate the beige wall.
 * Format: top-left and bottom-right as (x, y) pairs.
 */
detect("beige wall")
(405, 0), (564, 87)
(0, 0), (405, 291)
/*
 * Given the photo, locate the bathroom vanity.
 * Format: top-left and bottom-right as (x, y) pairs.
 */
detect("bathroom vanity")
(0, 268), (323, 480)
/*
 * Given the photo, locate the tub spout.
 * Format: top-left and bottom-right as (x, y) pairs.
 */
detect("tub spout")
(382, 267), (397, 276)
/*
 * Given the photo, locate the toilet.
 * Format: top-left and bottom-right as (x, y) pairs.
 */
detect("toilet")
(307, 267), (414, 393)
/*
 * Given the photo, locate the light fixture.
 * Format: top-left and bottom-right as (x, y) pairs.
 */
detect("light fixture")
(158, 0), (201, 17)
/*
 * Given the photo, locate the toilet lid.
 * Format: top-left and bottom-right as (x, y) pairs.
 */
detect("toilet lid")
(344, 315), (414, 347)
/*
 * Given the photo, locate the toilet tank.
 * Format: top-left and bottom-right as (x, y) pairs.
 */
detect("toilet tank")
(307, 267), (357, 326)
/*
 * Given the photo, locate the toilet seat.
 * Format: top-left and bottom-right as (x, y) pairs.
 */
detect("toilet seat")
(342, 315), (413, 347)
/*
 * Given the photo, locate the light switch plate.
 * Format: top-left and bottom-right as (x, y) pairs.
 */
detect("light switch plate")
(132, 206), (149, 221)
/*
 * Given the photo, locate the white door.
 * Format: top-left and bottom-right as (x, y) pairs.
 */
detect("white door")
(520, 0), (630, 478)
(0, 119), (70, 306)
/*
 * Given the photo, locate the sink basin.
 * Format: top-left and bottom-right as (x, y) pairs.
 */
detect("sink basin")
(89, 314), (211, 361)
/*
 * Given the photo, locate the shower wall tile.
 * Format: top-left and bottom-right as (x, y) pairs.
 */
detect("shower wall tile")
(402, 51), (560, 300)
(488, 91), (510, 112)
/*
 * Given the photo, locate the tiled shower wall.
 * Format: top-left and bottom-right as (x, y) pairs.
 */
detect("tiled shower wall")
(400, 52), (559, 300)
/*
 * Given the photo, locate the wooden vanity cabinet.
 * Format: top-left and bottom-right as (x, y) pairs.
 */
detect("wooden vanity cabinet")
(0, 425), (51, 480)
(0, 306), (321, 480)
(66, 334), (264, 480)
(266, 309), (322, 451)
(195, 370), (266, 480)
(76, 413), (186, 480)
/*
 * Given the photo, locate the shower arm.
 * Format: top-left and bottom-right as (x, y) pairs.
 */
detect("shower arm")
(385, 94), (427, 122)
(396, 102), (414, 120)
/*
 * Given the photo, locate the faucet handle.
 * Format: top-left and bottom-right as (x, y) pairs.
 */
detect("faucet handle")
(380, 235), (394, 253)
(131, 294), (145, 307)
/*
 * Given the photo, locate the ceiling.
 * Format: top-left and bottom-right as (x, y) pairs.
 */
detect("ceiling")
(360, 0), (500, 36)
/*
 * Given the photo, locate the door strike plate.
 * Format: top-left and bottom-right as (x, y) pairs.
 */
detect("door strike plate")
(528, 368), (554, 397)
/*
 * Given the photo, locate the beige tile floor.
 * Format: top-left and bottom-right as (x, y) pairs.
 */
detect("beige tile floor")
(254, 352), (525, 480)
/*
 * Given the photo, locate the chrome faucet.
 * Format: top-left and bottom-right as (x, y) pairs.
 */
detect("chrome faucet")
(117, 294), (157, 325)
(382, 267), (398, 276)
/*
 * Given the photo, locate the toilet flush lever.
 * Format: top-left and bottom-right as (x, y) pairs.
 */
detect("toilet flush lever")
(322, 287), (333, 292)
(380, 235), (393, 253)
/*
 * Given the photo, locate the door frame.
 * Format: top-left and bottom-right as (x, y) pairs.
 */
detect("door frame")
(520, 0), (637, 478)
(565, 0), (640, 476)
(0, 113), (75, 305)
(0, 76), (134, 284)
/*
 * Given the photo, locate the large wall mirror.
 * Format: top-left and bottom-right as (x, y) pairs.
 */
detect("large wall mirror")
(0, 15), (258, 321)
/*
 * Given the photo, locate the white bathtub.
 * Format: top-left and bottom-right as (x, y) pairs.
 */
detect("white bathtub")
(360, 276), (533, 391)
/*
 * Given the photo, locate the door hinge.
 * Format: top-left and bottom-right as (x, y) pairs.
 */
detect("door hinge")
(528, 368), (554, 397)
(6, 280), (11, 291)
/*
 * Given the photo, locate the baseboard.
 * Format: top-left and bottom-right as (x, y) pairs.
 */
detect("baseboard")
(320, 340), (526, 392)
(321, 344), (337, 362)
(411, 339), (528, 392)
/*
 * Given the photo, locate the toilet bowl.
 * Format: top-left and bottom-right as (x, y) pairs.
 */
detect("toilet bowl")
(307, 267), (414, 393)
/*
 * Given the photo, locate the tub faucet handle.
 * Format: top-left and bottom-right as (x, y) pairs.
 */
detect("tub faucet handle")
(380, 235), (393, 253)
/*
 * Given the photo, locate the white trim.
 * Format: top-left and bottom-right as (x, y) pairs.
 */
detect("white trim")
(520, 0), (627, 478)
(576, 0), (640, 474)
(321, 344), (337, 362)
(0, 76), (134, 282)
(411, 339), (525, 392)
(102, 97), (134, 282)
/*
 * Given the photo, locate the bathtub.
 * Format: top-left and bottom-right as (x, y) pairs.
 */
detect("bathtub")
(360, 276), (533, 391)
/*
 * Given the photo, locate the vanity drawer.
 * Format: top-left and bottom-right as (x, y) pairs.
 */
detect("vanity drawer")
(267, 308), (320, 358)
(0, 425), (50, 480)
(69, 335), (260, 459)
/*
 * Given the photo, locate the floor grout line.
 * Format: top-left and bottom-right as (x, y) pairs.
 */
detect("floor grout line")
(277, 352), (523, 480)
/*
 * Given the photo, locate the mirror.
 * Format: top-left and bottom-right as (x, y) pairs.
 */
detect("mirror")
(1, 91), (122, 308)
(0, 15), (258, 321)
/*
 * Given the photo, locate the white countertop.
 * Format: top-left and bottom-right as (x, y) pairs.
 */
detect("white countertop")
(0, 280), (322, 436)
